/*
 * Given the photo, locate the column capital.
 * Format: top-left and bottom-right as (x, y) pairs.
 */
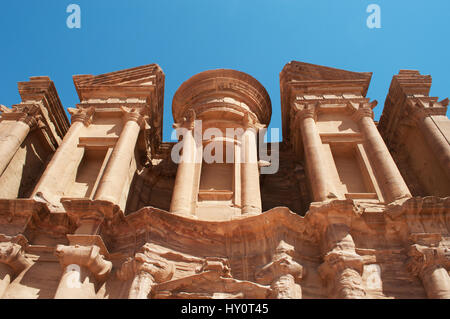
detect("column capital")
(292, 102), (317, 125)
(117, 247), (174, 283)
(173, 108), (196, 130)
(0, 242), (31, 275)
(117, 244), (175, 299)
(255, 241), (304, 285)
(405, 99), (448, 125)
(242, 111), (266, 130)
(120, 106), (148, 128)
(318, 250), (366, 299)
(68, 106), (95, 126)
(407, 244), (450, 278)
(351, 103), (376, 123)
(2, 104), (43, 130)
(55, 244), (112, 282)
(318, 250), (364, 280)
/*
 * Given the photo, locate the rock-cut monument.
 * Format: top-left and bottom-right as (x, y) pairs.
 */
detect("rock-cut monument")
(0, 62), (449, 299)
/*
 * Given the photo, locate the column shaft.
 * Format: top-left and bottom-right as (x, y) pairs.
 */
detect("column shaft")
(334, 268), (365, 299)
(421, 266), (450, 299)
(359, 116), (411, 202)
(54, 265), (97, 299)
(299, 116), (332, 201)
(54, 244), (111, 299)
(94, 120), (141, 205)
(170, 128), (201, 216)
(129, 272), (154, 299)
(0, 121), (32, 175)
(32, 121), (85, 203)
(241, 128), (262, 214)
(419, 116), (450, 177)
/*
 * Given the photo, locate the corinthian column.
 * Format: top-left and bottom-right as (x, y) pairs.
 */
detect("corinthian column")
(0, 242), (31, 299)
(54, 244), (112, 299)
(294, 104), (336, 202)
(0, 105), (41, 176)
(319, 224), (366, 299)
(255, 241), (304, 299)
(117, 246), (174, 299)
(353, 106), (411, 203)
(170, 109), (202, 216)
(94, 107), (145, 205)
(407, 244), (450, 299)
(241, 113), (263, 215)
(32, 107), (94, 205)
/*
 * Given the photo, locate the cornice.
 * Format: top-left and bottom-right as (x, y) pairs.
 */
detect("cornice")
(17, 76), (70, 141)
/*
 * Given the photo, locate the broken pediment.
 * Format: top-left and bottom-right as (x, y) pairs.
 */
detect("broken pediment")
(280, 61), (373, 148)
(71, 64), (165, 162)
(73, 64), (165, 102)
(280, 61), (372, 92)
(16, 76), (70, 144)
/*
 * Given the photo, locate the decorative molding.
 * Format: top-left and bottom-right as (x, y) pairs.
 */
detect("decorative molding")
(195, 257), (232, 281)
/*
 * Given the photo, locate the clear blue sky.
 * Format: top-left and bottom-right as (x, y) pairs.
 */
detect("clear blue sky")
(1, 1), (449, 141)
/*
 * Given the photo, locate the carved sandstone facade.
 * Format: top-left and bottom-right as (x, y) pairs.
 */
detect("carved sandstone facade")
(0, 61), (448, 299)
